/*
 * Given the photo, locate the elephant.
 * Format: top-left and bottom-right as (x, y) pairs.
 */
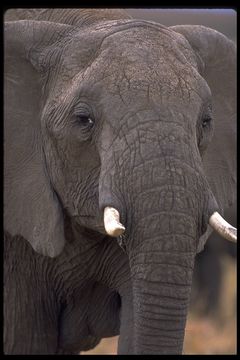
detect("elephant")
(4, 8), (236, 354)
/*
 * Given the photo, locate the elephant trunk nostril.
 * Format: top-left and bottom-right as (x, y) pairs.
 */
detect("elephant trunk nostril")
(103, 206), (126, 237)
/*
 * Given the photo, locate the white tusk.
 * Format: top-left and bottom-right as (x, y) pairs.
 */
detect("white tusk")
(103, 207), (125, 237)
(209, 212), (237, 243)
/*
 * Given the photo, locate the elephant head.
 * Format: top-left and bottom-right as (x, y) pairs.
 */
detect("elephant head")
(4, 10), (236, 354)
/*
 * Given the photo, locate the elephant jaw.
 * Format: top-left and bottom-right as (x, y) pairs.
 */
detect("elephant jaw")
(103, 206), (125, 237)
(209, 211), (237, 242)
(103, 207), (237, 243)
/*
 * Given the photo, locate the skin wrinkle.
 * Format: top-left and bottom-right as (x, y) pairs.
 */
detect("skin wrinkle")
(100, 116), (196, 171)
(103, 151), (205, 204)
(134, 317), (186, 330)
(130, 232), (198, 254)
(132, 265), (194, 285)
(132, 227), (197, 245)
(134, 260), (194, 274)
(51, 230), (129, 303)
(142, 298), (187, 310)
(108, 107), (197, 150)
(137, 287), (192, 302)
(166, 60), (204, 102)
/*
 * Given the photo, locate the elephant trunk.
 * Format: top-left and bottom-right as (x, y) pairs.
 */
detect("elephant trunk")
(131, 250), (194, 354)
(126, 180), (200, 354)
(99, 121), (218, 354)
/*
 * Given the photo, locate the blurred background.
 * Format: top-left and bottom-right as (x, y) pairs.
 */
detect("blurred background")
(82, 8), (237, 355)
(126, 8), (236, 41)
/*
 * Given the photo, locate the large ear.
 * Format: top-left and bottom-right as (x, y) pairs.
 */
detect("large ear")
(4, 20), (72, 257)
(170, 25), (236, 213)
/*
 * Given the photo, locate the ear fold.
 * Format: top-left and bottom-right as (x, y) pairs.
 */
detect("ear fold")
(4, 20), (72, 257)
(170, 25), (236, 213)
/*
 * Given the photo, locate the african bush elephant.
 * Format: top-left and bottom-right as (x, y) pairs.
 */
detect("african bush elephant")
(4, 9), (236, 354)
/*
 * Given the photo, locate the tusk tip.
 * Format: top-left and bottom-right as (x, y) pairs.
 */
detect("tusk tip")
(105, 224), (125, 237)
(209, 211), (237, 243)
(228, 227), (237, 242)
(103, 206), (125, 237)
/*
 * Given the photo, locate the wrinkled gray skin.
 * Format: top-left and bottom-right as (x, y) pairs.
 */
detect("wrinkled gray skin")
(4, 9), (236, 354)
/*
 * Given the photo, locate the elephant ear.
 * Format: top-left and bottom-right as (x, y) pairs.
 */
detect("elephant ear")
(4, 20), (72, 257)
(171, 25), (236, 213)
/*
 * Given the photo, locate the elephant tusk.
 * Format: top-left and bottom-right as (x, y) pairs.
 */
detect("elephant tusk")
(103, 207), (125, 237)
(209, 212), (237, 242)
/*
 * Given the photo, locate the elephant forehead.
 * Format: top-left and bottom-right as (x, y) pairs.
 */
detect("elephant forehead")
(97, 25), (198, 70)
(78, 26), (202, 92)
(61, 23), (197, 79)
(52, 24), (209, 110)
(80, 46), (205, 108)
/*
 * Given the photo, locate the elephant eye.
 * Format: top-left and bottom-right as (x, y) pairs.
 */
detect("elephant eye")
(202, 115), (212, 128)
(76, 114), (94, 128)
(202, 106), (212, 129)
